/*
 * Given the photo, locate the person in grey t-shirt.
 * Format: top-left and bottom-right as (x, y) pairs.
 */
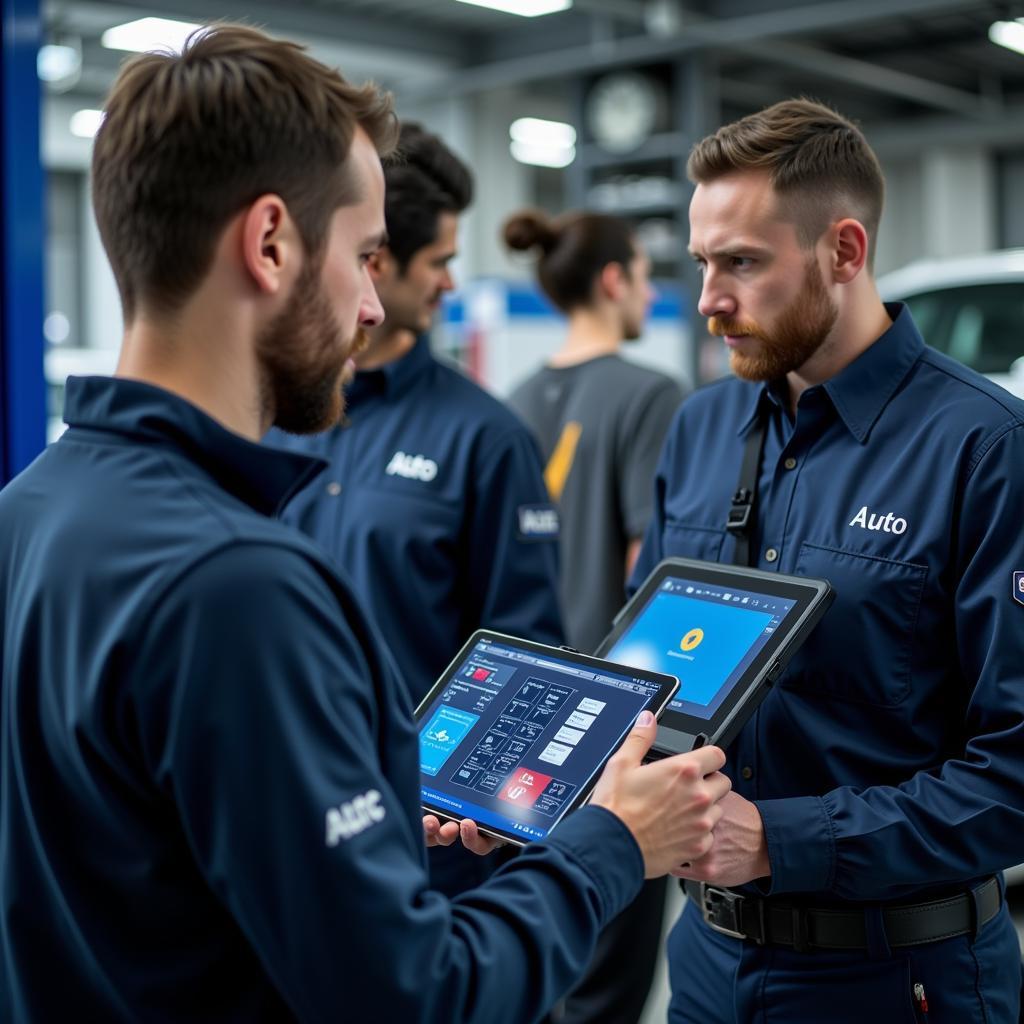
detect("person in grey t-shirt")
(503, 208), (684, 1024)
(504, 209), (684, 656)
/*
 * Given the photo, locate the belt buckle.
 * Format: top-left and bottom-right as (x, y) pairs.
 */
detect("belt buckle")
(699, 883), (747, 940)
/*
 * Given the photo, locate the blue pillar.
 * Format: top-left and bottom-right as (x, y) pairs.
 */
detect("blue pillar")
(1, 0), (46, 485)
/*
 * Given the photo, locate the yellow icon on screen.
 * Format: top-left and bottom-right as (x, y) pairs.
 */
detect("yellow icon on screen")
(681, 628), (704, 652)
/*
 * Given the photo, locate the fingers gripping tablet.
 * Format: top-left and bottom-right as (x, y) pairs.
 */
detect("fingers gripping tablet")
(415, 630), (679, 846)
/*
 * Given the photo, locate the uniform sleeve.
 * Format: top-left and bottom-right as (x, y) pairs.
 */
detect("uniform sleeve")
(464, 425), (564, 646)
(133, 544), (641, 1023)
(757, 424), (1024, 899)
(617, 378), (685, 541)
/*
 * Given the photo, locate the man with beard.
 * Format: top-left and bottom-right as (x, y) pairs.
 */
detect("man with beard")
(635, 97), (1024, 1022)
(272, 123), (563, 899)
(0, 25), (736, 1022)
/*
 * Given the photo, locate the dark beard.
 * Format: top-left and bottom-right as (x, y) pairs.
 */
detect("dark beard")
(256, 259), (347, 435)
(709, 259), (838, 382)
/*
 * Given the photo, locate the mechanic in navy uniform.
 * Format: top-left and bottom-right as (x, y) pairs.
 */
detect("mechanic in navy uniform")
(0, 25), (733, 1023)
(635, 98), (1024, 1023)
(270, 122), (563, 898)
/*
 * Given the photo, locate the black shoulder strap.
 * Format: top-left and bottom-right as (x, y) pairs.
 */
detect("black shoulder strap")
(725, 407), (768, 568)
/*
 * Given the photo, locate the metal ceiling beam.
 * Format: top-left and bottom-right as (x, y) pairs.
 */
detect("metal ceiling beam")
(414, 0), (984, 100)
(731, 38), (992, 118)
(865, 104), (1024, 155)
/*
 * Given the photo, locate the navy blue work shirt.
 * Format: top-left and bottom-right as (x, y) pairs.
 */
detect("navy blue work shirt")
(633, 304), (1024, 902)
(271, 337), (563, 706)
(0, 376), (642, 1023)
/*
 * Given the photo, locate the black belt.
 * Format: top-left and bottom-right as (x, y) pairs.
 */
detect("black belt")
(683, 877), (1001, 952)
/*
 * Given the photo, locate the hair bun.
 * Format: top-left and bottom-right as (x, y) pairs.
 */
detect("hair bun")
(502, 209), (558, 253)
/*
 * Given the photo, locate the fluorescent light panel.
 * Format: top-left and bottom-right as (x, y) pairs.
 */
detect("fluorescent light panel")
(70, 109), (104, 138)
(510, 117), (576, 148)
(454, 0), (571, 17)
(990, 19), (1024, 56)
(510, 140), (576, 168)
(102, 17), (202, 54)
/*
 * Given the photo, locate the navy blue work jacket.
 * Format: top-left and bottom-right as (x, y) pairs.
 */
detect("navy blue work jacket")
(633, 304), (1024, 903)
(0, 376), (641, 1023)
(271, 337), (563, 706)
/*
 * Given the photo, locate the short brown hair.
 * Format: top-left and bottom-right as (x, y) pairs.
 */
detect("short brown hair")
(92, 23), (398, 320)
(503, 209), (635, 313)
(687, 98), (884, 267)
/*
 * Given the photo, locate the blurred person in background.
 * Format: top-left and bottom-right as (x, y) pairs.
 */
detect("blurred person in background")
(270, 123), (563, 899)
(504, 208), (684, 1024)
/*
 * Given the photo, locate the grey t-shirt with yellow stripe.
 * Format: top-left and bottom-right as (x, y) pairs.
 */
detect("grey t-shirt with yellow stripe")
(509, 354), (684, 654)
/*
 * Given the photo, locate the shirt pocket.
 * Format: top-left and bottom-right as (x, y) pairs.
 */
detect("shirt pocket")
(787, 541), (927, 707)
(662, 518), (727, 562)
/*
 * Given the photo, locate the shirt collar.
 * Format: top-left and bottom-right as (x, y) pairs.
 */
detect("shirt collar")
(347, 334), (434, 407)
(823, 303), (924, 442)
(735, 303), (924, 443)
(63, 376), (326, 517)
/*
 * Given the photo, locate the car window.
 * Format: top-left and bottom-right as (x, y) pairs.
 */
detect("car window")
(902, 283), (1024, 376)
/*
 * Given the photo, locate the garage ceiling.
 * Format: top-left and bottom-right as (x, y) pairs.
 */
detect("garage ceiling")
(40, 0), (1024, 144)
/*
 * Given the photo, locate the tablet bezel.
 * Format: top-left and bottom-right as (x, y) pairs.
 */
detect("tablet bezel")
(595, 557), (833, 755)
(415, 629), (680, 847)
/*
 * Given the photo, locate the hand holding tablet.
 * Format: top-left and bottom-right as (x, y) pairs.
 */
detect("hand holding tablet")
(415, 631), (731, 875)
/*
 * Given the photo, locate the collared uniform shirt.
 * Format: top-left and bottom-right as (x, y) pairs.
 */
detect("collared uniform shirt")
(271, 337), (563, 706)
(633, 304), (1024, 902)
(0, 376), (641, 1023)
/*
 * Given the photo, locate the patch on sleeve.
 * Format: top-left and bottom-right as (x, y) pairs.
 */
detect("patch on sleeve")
(1014, 571), (1024, 606)
(517, 503), (560, 541)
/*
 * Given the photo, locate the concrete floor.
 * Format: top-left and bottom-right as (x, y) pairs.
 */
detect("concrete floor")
(637, 881), (1024, 1024)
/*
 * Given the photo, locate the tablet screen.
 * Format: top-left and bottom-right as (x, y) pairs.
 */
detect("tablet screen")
(606, 575), (798, 720)
(417, 633), (676, 843)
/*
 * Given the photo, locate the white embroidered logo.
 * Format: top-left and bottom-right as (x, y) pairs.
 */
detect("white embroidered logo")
(325, 790), (386, 846)
(386, 450), (438, 482)
(848, 505), (908, 536)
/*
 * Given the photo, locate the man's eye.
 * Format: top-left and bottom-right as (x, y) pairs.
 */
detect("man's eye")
(731, 256), (754, 269)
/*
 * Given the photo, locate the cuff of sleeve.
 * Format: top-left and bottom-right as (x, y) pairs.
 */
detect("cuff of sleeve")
(755, 796), (835, 895)
(544, 806), (644, 923)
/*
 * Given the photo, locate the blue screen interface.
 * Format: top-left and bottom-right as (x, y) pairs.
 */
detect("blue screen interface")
(419, 638), (666, 842)
(607, 577), (797, 719)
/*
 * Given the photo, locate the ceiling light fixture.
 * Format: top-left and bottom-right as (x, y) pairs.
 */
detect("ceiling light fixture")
(454, 0), (572, 17)
(70, 109), (105, 139)
(101, 17), (203, 54)
(989, 19), (1024, 57)
(509, 119), (576, 167)
(37, 44), (81, 83)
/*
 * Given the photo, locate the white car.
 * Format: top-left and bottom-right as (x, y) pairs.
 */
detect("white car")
(878, 249), (1024, 399)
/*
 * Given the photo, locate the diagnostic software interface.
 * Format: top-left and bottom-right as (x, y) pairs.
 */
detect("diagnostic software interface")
(419, 637), (663, 841)
(607, 577), (797, 720)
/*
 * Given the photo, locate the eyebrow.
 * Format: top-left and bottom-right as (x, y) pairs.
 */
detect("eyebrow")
(361, 230), (388, 251)
(688, 243), (772, 260)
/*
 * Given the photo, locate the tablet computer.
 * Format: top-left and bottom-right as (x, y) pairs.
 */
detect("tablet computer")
(415, 630), (679, 846)
(596, 557), (833, 757)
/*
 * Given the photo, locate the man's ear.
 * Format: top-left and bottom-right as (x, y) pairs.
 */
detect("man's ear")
(241, 194), (300, 296)
(829, 218), (869, 284)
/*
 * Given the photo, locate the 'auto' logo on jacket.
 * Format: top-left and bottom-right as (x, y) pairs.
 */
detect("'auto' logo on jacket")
(386, 450), (438, 482)
(848, 505), (908, 535)
(325, 790), (386, 845)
